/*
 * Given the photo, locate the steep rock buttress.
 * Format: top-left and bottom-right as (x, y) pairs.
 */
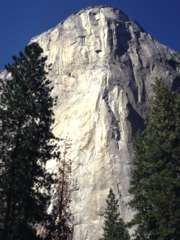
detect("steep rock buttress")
(2, 6), (180, 240)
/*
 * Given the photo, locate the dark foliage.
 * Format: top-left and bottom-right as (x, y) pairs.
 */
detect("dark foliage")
(101, 189), (130, 240)
(0, 43), (59, 240)
(129, 80), (180, 240)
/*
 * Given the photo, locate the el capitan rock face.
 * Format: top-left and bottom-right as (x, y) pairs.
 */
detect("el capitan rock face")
(2, 6), (180, 240)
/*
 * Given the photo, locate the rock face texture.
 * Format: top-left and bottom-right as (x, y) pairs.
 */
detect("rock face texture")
(2, 6), (179, 240)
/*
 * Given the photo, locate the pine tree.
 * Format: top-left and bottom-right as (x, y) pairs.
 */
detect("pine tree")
(101, 189), (130, 240)
(0, 43), (59, 240)
(45, 139), (73, 240)
(129, 80), (180, 240)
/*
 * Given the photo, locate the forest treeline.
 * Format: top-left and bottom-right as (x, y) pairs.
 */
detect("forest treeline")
(0, 43), (180, 240)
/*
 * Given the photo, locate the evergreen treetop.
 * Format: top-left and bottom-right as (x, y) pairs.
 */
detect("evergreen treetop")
(101, 189), (130, 240)
(0, 42), (59, 240)
(129, 80), (180, 240)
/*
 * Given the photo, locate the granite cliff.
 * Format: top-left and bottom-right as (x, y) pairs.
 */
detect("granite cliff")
(2, 6), (180, 240)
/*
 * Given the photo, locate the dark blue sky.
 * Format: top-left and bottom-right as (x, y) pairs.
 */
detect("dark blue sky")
(0, 0), (180, 70)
